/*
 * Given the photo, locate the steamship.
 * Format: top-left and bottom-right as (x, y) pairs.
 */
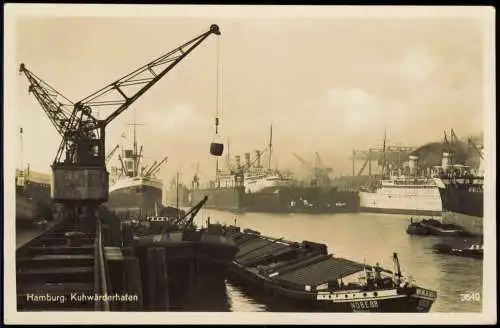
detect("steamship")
(434, 149), (484, 236)
(359, 155), (442, 216)
(190, 124), (353, 213)
(15, 127), (53, 226)
(15, 166), (53, 226)
(190, 150), (295, 212)
(107, 130), (167, 218)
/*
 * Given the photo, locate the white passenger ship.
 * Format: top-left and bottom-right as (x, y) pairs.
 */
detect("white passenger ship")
(359, 155), (442, 216)
(216, 151), (294, 194)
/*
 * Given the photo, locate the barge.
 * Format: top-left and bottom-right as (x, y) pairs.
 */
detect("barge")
(406, 218), (472, 237)
(222, 227), (437, 312)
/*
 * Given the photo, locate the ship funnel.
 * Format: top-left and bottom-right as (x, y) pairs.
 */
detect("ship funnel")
(408, 155), (418, 175)
(254, 150), (261, 168)
(441, 152), (450, 171)
(244, 152), (251, 168)
(124, 149), (134, 158)
(235, 155), (241, 168)
(125, 158), (134, 176)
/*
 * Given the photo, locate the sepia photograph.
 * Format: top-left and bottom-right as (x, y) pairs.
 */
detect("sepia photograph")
(3, 3), (496, 325)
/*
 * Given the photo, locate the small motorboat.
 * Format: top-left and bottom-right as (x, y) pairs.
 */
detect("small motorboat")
(433, 241), (483, 259)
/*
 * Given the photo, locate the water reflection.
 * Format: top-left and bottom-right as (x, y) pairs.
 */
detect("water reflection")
(173, 279), (231, 312)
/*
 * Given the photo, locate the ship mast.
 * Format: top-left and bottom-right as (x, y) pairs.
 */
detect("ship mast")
(176, 171), (180, 217)
(227, 137), (230, 165)
(127, 110), (144, 177)
(381, 128), (387, 177)
(19, 127), (24, 171)
(268, 123), (273, 171)
(133, 109), (140, 176)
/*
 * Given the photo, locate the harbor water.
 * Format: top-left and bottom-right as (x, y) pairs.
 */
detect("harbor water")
(193, 210), (483, 313)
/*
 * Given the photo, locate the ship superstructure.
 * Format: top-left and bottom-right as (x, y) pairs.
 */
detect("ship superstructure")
(189, 125), (300, 212)
(189, 126), (358, 213)
(359, 154), (443, 216)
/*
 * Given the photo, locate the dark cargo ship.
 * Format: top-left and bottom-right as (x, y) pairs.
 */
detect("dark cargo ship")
(434, 164), (484, 236)
(15, 167), (53, 228)
(433, 138), (484, 236)
(189, 180), (358, 213)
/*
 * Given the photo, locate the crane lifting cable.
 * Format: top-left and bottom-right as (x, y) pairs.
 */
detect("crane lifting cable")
(210, 36), (224, 157)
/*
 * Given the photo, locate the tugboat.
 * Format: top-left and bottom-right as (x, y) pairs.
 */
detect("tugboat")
(222, 227), (437, 312)
(432, 238), (483, 259)
(406, 218), (472, 237)
(406, 218), (430, 236)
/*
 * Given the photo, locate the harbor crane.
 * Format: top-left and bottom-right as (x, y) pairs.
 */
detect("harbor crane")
(105, 144), (120, 164)
(20, 24), (221, 220)
(293, 152), (332, 187)
(192, 162), (200, 190)
(351, 146), (416, 176)
(467, 138), (484, 160)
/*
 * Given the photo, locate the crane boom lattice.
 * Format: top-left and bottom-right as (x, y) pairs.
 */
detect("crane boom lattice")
(20, 24), (221, 205)
(18, 64), (74, 136)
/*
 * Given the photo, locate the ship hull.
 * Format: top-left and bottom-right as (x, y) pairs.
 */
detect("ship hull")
(166, 185), (190, 208)
(189, 187), (243, 212)
(223, 227), (436, 313)
(16, 194), (39, 225)
(437, 181), (483, 217)
(15, 179), (52, 227)
(435, 177), (483, 236)
(359, 190), (442, 216)
(108, 178), (163, 217)
(189, 186), (360, 213)
(228, 265), (435, 312)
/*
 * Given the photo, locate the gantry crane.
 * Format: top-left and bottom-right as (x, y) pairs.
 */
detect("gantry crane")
(20, 24), (221, 218)
(293, 152), (332, 186)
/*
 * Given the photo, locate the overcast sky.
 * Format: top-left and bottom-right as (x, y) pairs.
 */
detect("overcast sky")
(11, 8), (488, 186)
